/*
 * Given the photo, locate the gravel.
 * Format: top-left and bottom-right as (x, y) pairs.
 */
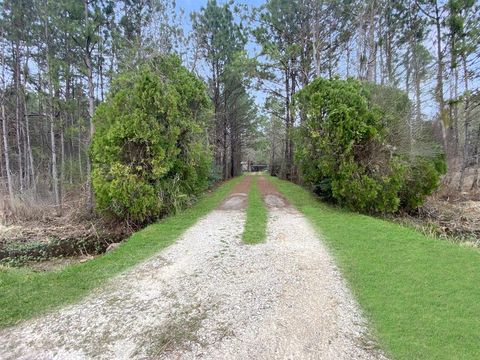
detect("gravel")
(0, 204), (387, 360)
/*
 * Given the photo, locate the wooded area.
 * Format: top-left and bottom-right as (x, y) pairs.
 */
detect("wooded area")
(255, 0), (479, 186)
(0, 0), (186, 216)
(0, 0), (479, 220)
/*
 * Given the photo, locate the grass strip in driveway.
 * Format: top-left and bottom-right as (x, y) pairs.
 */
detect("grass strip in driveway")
(270, 176), (480, 360)
(242, 176), (268, 245)
(0, 177), (242, 329)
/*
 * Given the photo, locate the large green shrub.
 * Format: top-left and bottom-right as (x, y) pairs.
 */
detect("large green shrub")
(91, 56), (212, 223)
(399, 155), (446, 211)
(294, 78), (444, 214)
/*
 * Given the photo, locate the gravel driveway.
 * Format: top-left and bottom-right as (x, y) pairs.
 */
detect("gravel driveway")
(0, 178), (386, 360)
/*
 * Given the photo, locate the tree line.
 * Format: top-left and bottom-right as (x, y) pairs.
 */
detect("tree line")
(0, 0), (180, 212)
(1, 0), (479, 219)
(255, 0), (479, 190)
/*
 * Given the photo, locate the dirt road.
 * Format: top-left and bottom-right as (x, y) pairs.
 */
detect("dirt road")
(0, 176), (386, 360)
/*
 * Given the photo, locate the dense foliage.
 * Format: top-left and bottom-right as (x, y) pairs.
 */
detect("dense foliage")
(295, 78), (444, 214)
(91, 56), (211, 223)
(399, 155), (446, 211)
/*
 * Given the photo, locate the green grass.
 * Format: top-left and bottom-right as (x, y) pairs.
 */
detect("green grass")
(242, 176), (268, 244)
(0, 177), (242, 329)
(270, 176), (480, 360)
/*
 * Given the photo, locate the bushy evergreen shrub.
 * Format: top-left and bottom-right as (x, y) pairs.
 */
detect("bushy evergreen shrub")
(399, 155), (445, 211)
(295, 78), (444, 214)
(91, 56), (212, 223)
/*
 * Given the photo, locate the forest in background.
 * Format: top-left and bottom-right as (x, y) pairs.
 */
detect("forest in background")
(0, 0), (479, 222)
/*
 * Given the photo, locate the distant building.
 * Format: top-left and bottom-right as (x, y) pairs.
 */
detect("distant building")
(240, 161), (268, 172)
(250, 164), (268, 172)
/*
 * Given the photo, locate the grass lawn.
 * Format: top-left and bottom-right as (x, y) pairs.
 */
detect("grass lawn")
(242, 176), (268, 244)
(0, 177), (242, 329)
(270, 176), (480, 360)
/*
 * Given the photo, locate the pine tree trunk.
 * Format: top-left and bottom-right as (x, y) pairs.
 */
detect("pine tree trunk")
(284, 68), (291, 179)
(414, 49), (422, 125)
(1, 104), (13, 204)
(458, 55), (471, 191)
(45, 20), (60, 207)
(366, 1), (377, 82)
(0, 122), (3, 180)
(78, 126), (83, 182)
(213, 59), (222, 173)
(85, 0), (95, 212)
(60, 128), (65, 200)
(434, 3), (448, 156)
(22, 48), (36, 195)
(66, 65), (74, 185)
(49, 110), (59, 206)
(24, 91), (36, 196)
(230, 126), (235, 177)
(13, 42), (24, 192)
(223, 115), (228, 179)
(86, 61), (95, 211)
(453, 66), (459, 158)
